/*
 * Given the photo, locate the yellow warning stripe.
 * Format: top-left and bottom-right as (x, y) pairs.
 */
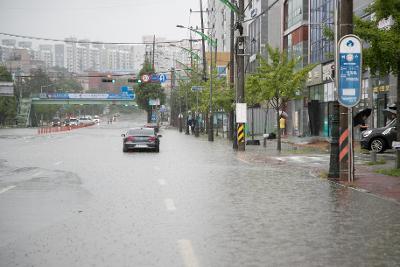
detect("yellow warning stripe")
(237, 124), (244, 143)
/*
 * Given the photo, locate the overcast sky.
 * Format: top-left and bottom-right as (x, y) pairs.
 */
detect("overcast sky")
(0, 0), (202, 44)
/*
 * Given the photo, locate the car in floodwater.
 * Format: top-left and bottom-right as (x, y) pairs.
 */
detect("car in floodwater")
(51, 118), (61, 127)
(69, 118), (79, 126)
(79, 116), (93, 125)
(121, 127), (161, 152)
(361, 118), (397, 153)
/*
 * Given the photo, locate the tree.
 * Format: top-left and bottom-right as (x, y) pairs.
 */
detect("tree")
(247, 46), (314, 151)
(354, 0), (400, 168)
(0, 66), (17, 125)
(21, 68), (51, 96)
(53, 78), (83, 93)
(135, 60), (166, 123)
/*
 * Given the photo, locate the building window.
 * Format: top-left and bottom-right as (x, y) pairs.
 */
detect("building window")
(284, 0), (303, 30)
(309, 84), (324, 101)
(310, 0), (334, 63)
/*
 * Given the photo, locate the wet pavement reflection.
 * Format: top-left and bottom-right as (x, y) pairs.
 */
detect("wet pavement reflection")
(0, 114), (399, 266)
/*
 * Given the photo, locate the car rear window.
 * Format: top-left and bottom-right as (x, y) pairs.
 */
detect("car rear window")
(128, 128), (154, 136)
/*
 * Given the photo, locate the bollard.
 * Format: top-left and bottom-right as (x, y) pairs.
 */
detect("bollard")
(370, 151), (377, 163)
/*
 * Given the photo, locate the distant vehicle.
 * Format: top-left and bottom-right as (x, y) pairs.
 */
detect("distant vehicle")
(63, 119), (70, 126)
(79, 116), (93, 125)
(361, 118), (397, 153)
(93, 115), (100, 124)
(69, 118), (79, 126)
(144, 123), (160, 133)
(121, 127), (161, 153)
(51, 118), (61, 127)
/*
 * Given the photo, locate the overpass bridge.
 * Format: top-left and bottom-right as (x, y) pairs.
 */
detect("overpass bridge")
(18, 92), (137, 126)
(32, 92), (136, 105)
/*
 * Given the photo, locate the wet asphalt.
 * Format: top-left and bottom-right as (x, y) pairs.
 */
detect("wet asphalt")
(0, 113), (400, 267)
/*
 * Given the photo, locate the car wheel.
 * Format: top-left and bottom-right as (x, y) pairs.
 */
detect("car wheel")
(155, 146), (159, 153)
(370, 138), (386, 153)
(123, 145), (128, 153)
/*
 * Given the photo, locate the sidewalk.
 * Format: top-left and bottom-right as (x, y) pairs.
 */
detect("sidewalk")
(278, 135), (400, 203)
(227, 133), (400, 203)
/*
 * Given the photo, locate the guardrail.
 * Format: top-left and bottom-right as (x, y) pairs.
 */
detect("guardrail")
(37, 122), (95, 135)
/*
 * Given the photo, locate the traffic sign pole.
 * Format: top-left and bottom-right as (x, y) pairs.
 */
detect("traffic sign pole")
(337, 34), (362, 182)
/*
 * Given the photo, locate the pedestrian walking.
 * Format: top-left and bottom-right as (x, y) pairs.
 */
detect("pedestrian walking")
(280, 117), (286, 136)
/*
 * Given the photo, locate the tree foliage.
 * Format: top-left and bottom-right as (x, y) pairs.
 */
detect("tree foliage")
(354, 0), (400, 75)
(135, 60), (166, 122)
(245, 45), (314, 151)
(0, 66), (16, 125)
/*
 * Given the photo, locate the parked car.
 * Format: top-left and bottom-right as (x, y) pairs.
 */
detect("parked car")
(69, 118), (79, 126)
(121, 127), (161, 152)
(361, 119), (397, 153)
(51, 118), (61, 127)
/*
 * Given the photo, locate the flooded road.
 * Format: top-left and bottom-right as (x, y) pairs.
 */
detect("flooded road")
(1, 114), (399, 266)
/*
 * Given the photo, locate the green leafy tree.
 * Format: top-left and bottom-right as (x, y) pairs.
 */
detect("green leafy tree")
(0, 66), (17, 125)
(53, 78), (83, 93)
(355, 0), (400, 167)
(135, 60), (166, 122)
(247, 46), (314, 151)
(21, 68), (51, 96)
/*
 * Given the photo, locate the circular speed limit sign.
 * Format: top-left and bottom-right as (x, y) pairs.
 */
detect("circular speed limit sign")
(141, 74), (150, 83)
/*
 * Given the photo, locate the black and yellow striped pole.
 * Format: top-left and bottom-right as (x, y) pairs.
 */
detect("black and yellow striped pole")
(237, 123), (245, 148)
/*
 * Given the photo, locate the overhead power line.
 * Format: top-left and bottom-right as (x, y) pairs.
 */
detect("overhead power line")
(0, 32), (201, 45)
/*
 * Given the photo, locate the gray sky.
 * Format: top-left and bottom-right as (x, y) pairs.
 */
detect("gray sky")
(0, 0), (202, 44)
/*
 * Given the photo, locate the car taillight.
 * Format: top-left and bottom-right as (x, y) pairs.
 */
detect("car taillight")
(127, 136), (135, 141)
(148, 136), (156, 142)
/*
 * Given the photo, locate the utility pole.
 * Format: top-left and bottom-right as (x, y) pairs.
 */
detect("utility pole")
(230, 0), (237, 146)
(199, 0), (207, 81)
(328, 0), (341, 179)
(338, 0), (353, 180)
(329, 0), (354, 179)
(152, 35), (156, 70)
(236, 0), (245, 151)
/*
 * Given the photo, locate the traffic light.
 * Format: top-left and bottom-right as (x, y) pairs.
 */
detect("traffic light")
(102, 78), (115, 83)
(128, 78), (142, 84)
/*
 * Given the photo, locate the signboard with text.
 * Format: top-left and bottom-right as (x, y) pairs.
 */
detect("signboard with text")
(0, 82), (14, 96)
(338, 35), (362, 108)
(236, 103), (247, 123)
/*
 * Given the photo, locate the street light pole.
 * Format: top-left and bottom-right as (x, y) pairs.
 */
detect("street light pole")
(208, 39), (214, 141)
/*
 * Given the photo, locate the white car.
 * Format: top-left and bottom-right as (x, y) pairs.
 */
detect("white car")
(69, 118), (79, 126)
(79, 117), (93, 125)
(93, 115), (100, 124)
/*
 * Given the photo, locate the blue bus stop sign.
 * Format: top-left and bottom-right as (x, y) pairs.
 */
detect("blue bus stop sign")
(337, 35), (362, 108)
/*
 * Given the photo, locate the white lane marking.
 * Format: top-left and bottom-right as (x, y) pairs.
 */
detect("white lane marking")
(164, 198), (176, 211)
(0, 185), (16, 195)
(154, 166), (160, 171)
(178, 239), (200, 267)
(53, 161), (63, 166)
(158, 179), (166, 186)
(32, 171), (42, 177)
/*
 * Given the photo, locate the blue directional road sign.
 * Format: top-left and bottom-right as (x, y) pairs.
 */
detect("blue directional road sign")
(159, 73), (167, 83)
(151, 74), (159, 82)
(120, 86), (135, 99)
(338, 35), (362, 108)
